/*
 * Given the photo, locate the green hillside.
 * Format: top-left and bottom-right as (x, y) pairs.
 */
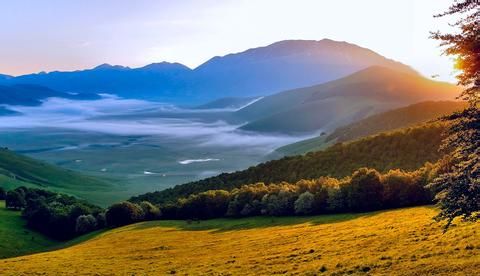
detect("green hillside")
(131, 123), (447, 205)
(277, 101), (466, 155)
(236, 66), (459, 134)
(0, 148), (113, 205)
(0, 201), (58, 258)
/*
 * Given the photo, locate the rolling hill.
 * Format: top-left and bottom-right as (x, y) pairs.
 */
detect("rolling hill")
(1, 39), (417, 104)
(131, 123), (447, 205)
(0, 148), (113, 205)
(277, 101), (467, 155)
(237, 66), (460, 134)
(0, 206), (478, 275)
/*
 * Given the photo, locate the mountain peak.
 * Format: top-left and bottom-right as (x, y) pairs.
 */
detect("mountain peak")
(93, 63), (129, 70)
(139, 62), (191, 72)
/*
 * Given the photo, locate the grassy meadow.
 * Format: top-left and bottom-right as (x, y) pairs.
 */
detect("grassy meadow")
(0, 201), (59, 258)
(0, 206), (478, 275)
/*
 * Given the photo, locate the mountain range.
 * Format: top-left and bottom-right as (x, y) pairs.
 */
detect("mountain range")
(0, 39), (419, 104)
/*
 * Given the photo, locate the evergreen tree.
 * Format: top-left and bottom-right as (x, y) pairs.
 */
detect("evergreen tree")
(431, 0), (479, 227)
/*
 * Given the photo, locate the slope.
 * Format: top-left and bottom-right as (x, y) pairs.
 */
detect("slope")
(277, 101), (467, 155)
(237, 66), (459, 134)
(0, 207), (478, 275)
(0, 148), (113, 205)
(0, 201), (59, 258)
(131, 123), (447, 205)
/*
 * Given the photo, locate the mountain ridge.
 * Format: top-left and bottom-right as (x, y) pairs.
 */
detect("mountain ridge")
(0, 39), (420, 104)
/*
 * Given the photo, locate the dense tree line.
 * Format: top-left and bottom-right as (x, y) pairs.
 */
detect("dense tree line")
(1, 161), (443, 239)
(157, 163), (440, 220)
(2, 186), (161, 240)
(131, 123), (447, 205)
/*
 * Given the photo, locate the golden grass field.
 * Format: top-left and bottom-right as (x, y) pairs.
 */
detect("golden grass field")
(0, 206), (478, 275)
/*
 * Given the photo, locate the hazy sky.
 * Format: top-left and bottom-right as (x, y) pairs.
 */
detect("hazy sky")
(1, 0), (458, 82)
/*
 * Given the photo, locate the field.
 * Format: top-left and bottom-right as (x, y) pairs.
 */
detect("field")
(1, 206), (478, 275)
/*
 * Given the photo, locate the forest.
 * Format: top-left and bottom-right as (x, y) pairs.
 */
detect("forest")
(131, 123), (447, 205)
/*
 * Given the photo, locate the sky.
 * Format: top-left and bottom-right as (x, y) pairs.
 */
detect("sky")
(0, 0), (458, 82)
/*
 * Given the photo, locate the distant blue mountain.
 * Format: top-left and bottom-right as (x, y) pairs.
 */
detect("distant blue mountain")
(0, 84), (100, 106)
(0, 39), (417, 104)
(0, 74), (12, 81)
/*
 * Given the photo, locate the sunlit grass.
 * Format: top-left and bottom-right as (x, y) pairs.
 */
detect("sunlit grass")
(0, 206), (478, 275)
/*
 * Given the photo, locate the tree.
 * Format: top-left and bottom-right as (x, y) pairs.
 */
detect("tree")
(431, 0), (480, 227)
(0, 187), (6, 200)
(346, 168), (384, 212)
(5, 190), (26, 210)
(139, 201), (162, 220)
(75, 214), (97, 234)
(106, 201), (144, 227)
(294, 191), (315, 215)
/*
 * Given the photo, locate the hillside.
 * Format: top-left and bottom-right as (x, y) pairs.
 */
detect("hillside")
(237, 67), (459, 134)
(0, 148), (113, 205)
(131, 123), (447, 205)
(0, 84), (100, 107)
(1, 39), (416, 103)
(0, 201), (58, 258)
(0, 207), (478, 275)
(277, 101), (466, 155)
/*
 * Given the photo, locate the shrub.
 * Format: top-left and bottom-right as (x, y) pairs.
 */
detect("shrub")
(294, 191), (315, 215)
(106, 201), (144, 227)
(75, 214), (97, 234)
(140, 201), (162, 220)
(6, 190), (26, 210)
(0, 187), (6, 200)
(96, 213), (107, 228)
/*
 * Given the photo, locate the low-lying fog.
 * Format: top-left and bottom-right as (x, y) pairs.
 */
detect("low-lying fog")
(0, 95), (310, 197)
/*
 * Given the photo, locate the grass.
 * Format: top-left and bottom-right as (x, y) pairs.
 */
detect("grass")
(0, 206), (478, 275)
(0, 201), (59, 259)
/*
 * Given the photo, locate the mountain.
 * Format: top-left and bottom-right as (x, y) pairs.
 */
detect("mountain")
(0, 74), (12, 81)
(0, 84), (100, 106)
(131, 123), (447, 204)
(1, 39), (419, 104)
(236, 66), (460, 134)
(277, 101), (467, 155)
(189, 39), (416, 101)
(2, 63), (191, 102)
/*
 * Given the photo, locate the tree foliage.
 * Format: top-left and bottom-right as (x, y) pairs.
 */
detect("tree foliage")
(105, 201), (144, 227)
(431, 0), (480, 226)
(3, 187), (104, 240)
(160, 164), (438, 220)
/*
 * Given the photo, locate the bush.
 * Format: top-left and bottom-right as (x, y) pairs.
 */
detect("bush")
(0, 187), (6, 200)
(75, 214), (97, 234)
(6, 190), (26, 210)
(140, 201), (162, 220)
(96, 213), (107, 228)
(106, 201), (144, 227)
(294, 191), (315, 215)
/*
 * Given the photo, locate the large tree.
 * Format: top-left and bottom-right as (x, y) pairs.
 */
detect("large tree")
(431, 0), (479, 227)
